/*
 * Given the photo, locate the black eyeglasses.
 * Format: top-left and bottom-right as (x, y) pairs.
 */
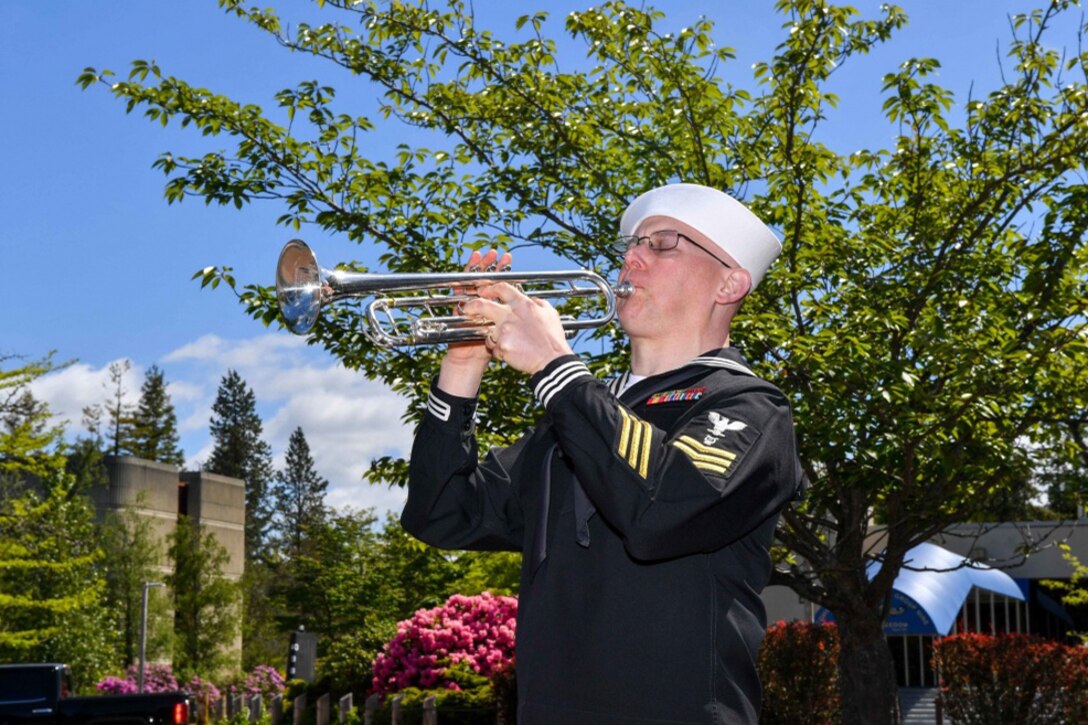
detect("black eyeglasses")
(613, 229), (732, 269)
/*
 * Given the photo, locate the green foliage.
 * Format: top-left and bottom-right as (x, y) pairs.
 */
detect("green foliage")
(1042, 542), (1088, 643)
(98, 500), (173, 667)
(127, 365), (186, 466)
(83, 1), (1088, 720)
(1, 354), (70, 488)
(167, 515), (240, 679)
(0, 485), (120, 690)
(0, 355), (119, 690)
(270, 427), (329, 559)
(103, 360), (136, 458)
(371, 664), (498, 725)
(241, 560), (289, 671)
(449, 551), (520, 597)
(65, 435), (109, 493)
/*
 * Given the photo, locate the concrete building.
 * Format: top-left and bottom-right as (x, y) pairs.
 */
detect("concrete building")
(89, 456), (246, 668)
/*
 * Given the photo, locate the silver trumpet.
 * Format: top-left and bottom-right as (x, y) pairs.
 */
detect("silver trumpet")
(276, 239), (633, 347)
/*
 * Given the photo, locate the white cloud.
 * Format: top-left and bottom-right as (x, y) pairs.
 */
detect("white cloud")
(29, 333), (418, 518)
(30, 358), (142, 434)
(166, 379), (205, 403)
(164, 333), (308, 369)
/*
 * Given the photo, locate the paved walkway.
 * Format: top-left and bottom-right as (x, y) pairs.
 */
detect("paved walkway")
(900, 688), (940, 724)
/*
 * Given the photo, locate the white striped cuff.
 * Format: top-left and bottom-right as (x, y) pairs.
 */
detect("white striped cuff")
(427, 391), (452, 422)
(534, 359), (593, 408)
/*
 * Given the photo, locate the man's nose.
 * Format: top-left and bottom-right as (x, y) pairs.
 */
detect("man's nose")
(623, 240), (650, 269)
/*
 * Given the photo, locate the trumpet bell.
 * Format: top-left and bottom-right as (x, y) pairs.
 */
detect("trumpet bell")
(276, 240), (326, 335)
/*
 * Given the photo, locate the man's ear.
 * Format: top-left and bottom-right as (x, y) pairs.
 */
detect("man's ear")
(715, 268), (751, 305)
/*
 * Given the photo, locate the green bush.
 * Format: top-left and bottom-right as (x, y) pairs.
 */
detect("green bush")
(370, 664), (497, 725)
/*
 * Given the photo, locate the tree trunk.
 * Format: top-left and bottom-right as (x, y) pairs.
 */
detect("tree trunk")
(836, 605), (901, 725)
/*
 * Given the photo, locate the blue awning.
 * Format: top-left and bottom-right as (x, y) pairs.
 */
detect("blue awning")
(815, 542), (1025, 636)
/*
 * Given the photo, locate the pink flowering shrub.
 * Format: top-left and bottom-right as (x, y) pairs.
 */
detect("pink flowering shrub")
(95, 663), (225, 702)
(96, 663), (178, 694)
(371, 592), (517, 696)
(228, 665), (286, 698)
(184, 675), (221, 703)
(96, 676), (137, 695)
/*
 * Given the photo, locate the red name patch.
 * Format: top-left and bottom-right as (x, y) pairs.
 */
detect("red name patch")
(646, 387), (706, 405)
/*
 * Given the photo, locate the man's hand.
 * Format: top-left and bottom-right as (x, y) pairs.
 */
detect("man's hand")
(436, 248), (511, 397)
(463, 282), (575, 375)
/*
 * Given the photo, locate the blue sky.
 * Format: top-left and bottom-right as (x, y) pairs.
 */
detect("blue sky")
(2, 0), (1071, 515)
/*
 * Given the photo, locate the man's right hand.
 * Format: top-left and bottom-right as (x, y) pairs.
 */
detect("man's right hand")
(437, 248), (511, 397)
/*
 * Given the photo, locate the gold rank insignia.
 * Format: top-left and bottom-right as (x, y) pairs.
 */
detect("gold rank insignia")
(669, 408), (761, 486)
(616, 406), (652, 479)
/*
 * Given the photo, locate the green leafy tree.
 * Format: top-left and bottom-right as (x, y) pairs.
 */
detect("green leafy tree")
(286, 510), (469, 691)
(99, 501), (173, 667)
(270, 426), (328, 559)
(82, 1), (1088, 721)
(253, 427), (330, 671)
(128, 365), (185, 466)
(450, 550), (521, 598)
(283, 509), (382, 647)
(205, 370), (274, 562)
(166, 515), (239, 678)
(1042, 543), (1088, 644)
(238, 559), (286, 671)
(0, 355), (118, 690)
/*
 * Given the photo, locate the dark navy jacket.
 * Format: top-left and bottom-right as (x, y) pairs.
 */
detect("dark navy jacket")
(402, 348), (803, 724)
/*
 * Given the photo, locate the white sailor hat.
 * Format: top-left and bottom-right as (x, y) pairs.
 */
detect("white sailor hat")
(619, 183), (782, 290)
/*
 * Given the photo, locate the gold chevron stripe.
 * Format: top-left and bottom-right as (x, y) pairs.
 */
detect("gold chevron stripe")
(638, 422), (651, 478)
(628, 419), (643, 469)
(618, 407), (632, 458)
(672, 440), (734, 469)
(616, 407), (652, 479)
(677, 435), (737, 459)
(691, 460), (730, 474)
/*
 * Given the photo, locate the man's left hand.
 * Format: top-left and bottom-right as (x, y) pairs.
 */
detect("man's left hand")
(461, 282), (574, 375)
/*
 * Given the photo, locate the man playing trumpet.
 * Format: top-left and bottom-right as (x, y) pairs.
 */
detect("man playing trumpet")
(401, 183), (803, 724)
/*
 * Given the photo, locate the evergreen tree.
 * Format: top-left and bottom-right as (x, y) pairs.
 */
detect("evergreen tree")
(166, 516), (238, 678)
(205, 370), (274, 562)
(205, 371), (276, 670)
(1, 357), (62, 496)
(271, 427), (328, 559)
(103, 360), (136, 458)
(128, 365), (185, 466)
(0, 355), (118, 689)
(65, 437), (110, 493)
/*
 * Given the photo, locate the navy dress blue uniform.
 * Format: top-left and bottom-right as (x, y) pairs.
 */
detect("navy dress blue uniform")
(402, 347), (803, 724)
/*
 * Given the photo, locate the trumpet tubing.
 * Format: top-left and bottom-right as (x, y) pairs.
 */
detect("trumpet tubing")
(275, 239), (632, 347)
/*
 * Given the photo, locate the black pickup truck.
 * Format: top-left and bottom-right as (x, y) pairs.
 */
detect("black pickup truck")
(0, 664), (189, 725)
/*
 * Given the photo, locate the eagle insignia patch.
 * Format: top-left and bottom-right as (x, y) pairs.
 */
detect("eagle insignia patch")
(670, 409), (761, 486)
